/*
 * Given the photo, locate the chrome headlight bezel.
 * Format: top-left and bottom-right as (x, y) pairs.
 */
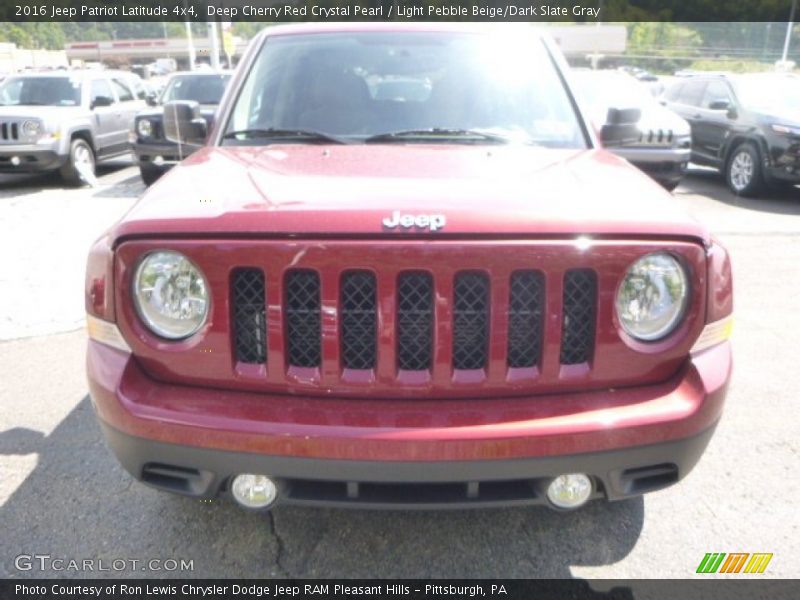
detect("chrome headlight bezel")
(133, 251), (210, 340)
(615, 252), (689, 342)
(137, 119), (153, 138)
(22, 119), (42, 138)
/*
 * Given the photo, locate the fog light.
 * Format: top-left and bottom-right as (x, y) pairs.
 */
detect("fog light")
(546, 473), (592, 509)
(153, 155), (165, 166)
(231, 474), (277, 509)
(10, 156), (21, 166)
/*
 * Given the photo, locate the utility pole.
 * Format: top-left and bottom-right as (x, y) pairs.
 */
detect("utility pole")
(782, 0), (797, 63)
(185, 22), (196, 71)
(208, 22), (221, 70)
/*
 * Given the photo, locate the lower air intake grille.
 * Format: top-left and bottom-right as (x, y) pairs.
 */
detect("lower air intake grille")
(507, 271), (544, 368)
(232, 269), (266, 364)
(560, 269), (597, 365)
(453, 272), (489, 370)
(285, 270), (321, 368)
(340, 271), (377, 370)
(397, 272), (433, 371)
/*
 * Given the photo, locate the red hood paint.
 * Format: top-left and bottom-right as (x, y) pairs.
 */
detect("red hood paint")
(113, 145), (708, 243)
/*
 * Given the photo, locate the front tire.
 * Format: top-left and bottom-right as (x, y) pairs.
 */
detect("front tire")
(139, 164), (165, 186)
(59, 138), (96, 187)
(725, 142), (764, 197)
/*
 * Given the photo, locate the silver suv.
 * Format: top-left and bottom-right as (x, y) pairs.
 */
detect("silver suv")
(0, 70), (145, 185)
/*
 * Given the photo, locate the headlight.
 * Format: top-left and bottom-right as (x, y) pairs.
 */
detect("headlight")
(133, 251), (209, 339)
(615, 253), (688, 341)
(137, 119), (153, 138)
(22, 120), (42, 137)
(770, 123), (800, 136)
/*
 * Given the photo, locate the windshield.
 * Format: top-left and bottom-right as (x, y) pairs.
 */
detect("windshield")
(225, 31), (586, 147)
(161, 74), (231, 104)
(734, 75), (800, 114)
(0, 76), (82, 106)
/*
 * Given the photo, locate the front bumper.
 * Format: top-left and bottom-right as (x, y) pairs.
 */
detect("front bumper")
(132, 141), (197, 167)
(0, 143), (65, 172)
(612, 146), (690, 186)
(88, 340), (731, 508)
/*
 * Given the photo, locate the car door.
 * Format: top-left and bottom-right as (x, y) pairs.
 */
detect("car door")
(695, 80), (737, 164)
(110, 77), (139, 154)
(668, 79), (709, 162)
(89, 77), (119, 157)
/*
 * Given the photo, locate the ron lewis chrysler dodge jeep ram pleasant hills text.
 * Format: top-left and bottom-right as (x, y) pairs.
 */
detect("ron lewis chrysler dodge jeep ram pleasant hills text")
(85, 24), (733, 511)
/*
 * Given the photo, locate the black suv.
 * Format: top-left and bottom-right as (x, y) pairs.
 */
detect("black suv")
(663, 72), (800, 196)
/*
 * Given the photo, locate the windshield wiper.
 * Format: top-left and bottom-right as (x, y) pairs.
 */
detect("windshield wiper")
(365, 128), (517, 144)
(222, 128), (350, 144)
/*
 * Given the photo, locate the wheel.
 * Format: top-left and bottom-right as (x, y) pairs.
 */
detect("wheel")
(139, 164), (165, 186)
(59, 138), (96, 187)
(725, 142), (764, 197)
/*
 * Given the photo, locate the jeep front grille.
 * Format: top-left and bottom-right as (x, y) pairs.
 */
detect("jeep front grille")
(231, 268), (598, 375)
(119, 239), (705, 398)
(0, 121), (20, 142)
(636, 128), (673, 147)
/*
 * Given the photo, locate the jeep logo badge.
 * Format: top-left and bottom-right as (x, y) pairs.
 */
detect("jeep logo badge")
(382, 211), (446, 232)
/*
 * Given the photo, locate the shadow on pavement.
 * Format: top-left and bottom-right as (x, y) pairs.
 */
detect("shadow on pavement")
(0, 428), (45, 455)
(0, 396), (644, 581)
(92, 174), (145, 199)
(0, 159), (134, 192)
(680, 167), (800, 216)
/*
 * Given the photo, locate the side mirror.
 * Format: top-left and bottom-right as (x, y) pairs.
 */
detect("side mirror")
(708, 99), (738, 119)
(145, 93), (158, 107)
(708, 99), (730, 111)
(163, 101), (207, 145)
(91, 96), (114, 109)
(600, 107), (642, 147)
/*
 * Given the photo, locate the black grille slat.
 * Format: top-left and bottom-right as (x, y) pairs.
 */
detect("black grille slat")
(340, 271), (377, 370)
(397, 272), (433, 371)
(232, 269), (266, 364)
(507, 271), (544, 368)
(286, 270), (321, 368)
(560, 270), (597, 365)
(452, 272), (489, 370)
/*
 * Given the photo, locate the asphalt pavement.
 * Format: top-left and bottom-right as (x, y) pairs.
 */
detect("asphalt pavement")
(0, 160), (798, 579)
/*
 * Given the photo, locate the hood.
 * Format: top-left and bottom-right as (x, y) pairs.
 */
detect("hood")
(0, 105), (86, 121)
(112, 144), (708, 243)
(135, 107), (164, 120)
(755, 111), (800, 129)
(135, 105), (218, 122)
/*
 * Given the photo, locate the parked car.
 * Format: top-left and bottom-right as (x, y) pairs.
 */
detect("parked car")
(0, 70), (144, 185)
(86, 24), (732, 512)
(572, 69), (691, 191)
(663, 72), (800, 196)
(131, 71), (231, 185)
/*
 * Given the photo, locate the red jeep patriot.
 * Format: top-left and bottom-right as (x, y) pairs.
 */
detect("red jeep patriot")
(85, 24), (733, 511)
